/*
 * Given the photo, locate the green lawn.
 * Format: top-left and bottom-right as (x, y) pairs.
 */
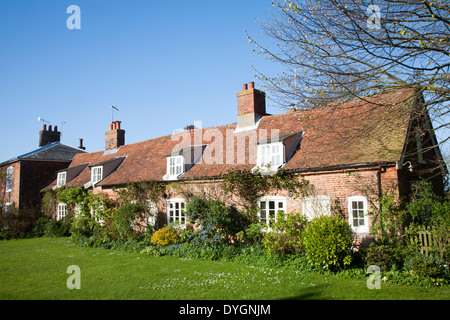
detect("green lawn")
(0, 237), (448, 300)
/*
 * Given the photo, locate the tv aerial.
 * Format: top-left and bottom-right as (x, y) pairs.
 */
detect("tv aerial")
(37, 116), (50, 125)
(111, 105), (119, 122)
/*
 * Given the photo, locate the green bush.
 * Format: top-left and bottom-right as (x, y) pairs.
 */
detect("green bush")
(364, 242), (402, 271)
(186, 196), (249, 246)
(0, 207), (40, 239)
(70, 216), (96, 239)
(112, 202), (146, 241)
(31, 217), (52, 237)
(44, 217), (72, 237)
(403, 253), (448, 280)
(303, 215), (354, 269)
(236, 223), (264, 245)
(262, 211), (308, 256)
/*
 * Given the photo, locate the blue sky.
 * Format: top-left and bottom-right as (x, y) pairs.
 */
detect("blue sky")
(0, 0), (278, 160)
(1, 1), (448, 163)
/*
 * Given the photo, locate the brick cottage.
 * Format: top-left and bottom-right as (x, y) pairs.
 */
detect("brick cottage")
(0, 125), (86, 213)
(43, 82), (446, 242)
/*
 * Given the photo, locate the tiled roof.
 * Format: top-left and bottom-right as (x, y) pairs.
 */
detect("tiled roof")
(44, 88), (416, 190)
(0, 142), (86, 166)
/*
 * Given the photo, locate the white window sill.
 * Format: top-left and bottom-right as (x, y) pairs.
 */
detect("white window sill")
(251, 165), (282, 175)
(162, 173), (182, 181)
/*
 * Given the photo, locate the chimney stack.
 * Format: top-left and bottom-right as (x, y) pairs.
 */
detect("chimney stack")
(39, 124), (61, 147)
(79, 138), (86, 150)
(105, 120), (125, 151)
(237, 82), (266, 129)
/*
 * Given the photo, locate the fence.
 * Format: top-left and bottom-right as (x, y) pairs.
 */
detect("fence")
(408, 225), (449, 259)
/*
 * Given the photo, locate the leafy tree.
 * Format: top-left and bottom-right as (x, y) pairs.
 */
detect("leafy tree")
(249, 0), (449, 169)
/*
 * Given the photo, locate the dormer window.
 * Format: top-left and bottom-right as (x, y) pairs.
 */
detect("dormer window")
(256, 142), (284, 172)
(164, 155), (184, 180)
(169, 156), (184, 176)
(253, 132), (303, 174)
(91, 166), (103, 184)
(57, 171), (66, 187)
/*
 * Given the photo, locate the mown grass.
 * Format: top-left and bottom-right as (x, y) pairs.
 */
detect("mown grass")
(0, 237), (449, 300)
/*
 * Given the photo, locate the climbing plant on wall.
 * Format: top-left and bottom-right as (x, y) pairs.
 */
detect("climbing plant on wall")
(221, 168), (309, 213)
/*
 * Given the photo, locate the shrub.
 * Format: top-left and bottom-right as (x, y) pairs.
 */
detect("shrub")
(403, 253), (448, 280)
(236, 223), (264, 245)
(70, 216), (96, 239)
(0, 207), (40, 239)
(364, 242), (402, 271)
(186, 196), (248, 246)
(262, 211), (308, 256)
(150, 227), (180, 246)
(303, 215), (354, 269)
(31, 217), (52, 237)
(112, 202), (146, 241)
(44, 217), (72, 237)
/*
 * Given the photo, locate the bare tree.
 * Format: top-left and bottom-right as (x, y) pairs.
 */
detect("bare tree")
(249, 0), (449, 153)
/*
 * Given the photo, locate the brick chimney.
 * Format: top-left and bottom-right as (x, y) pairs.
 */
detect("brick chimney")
(39, 124), (61, 147)
(237, 82), (266, 129)
(105, 121), (125, 151)
(78, 138), (86, 150)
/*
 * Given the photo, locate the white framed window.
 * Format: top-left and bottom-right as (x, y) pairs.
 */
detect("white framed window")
(167, 156), (184, 178)
(258, 196), (286, 227)
(5, 202), (12, 213)
(57, 203), (67, 220)
(6, 166), (13, 192)
(257, 143), (284, 169)
(167, 198), (186, 225)
(302, 195), (331, 220)
(57, 171), (67, 187)
(91, 166), (103, 184)
(348, 196), (369, 233)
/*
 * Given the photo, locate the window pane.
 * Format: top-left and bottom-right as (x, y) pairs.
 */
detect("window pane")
(272, 145), (279, 153)
(269, 201), (275, 209)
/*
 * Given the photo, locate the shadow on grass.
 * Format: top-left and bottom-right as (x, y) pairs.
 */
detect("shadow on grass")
(281, 284), (329, 300)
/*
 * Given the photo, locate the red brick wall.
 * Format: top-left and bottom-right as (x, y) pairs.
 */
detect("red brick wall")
(19, 160), (71, 210)
(97, 165), (401, 242)
(0, 162), (21, 212)
(237, 88), (266, 116)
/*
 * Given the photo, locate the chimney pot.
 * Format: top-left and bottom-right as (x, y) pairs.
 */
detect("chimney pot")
(43, 124), (47, 131)
(249, 82), (255, 89)
(242, 84), (248, 91)
(49, 125), (52, 131)
(54, 125), (58, 132)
